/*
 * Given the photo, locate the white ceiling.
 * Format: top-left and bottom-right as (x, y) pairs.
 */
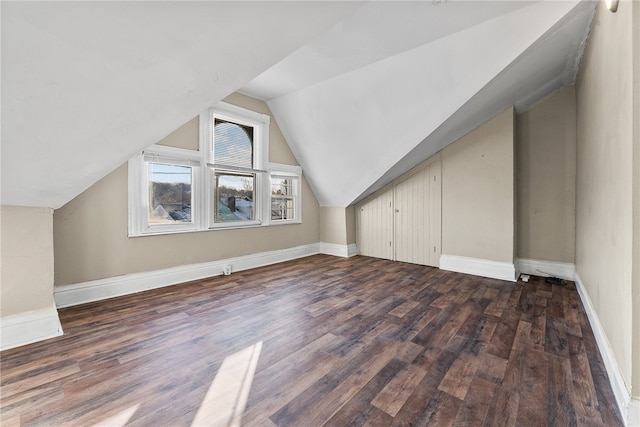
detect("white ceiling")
(242, 0), (595, 207)
(1, 1), (361, 208)
(1, 1), (595, 210)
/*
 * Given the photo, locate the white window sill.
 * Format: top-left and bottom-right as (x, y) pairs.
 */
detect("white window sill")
(128, 220), (302, 237)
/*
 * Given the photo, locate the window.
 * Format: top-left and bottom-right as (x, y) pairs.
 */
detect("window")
(148, 163), (192, 224)
(271, 177), (292, 221)
(207, 103), (268, 228)
(270, 164), (301, 223)
(128, 101), (301, 236)
(213, 119), (253, 169)
(128, 146), (201, 235)
(215, 172), (254, 223)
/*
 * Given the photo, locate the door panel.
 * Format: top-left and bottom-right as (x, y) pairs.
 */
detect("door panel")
(356, 188), (393, 260)
(394, 166), (430, 265)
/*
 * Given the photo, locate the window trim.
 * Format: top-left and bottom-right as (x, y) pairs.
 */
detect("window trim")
(128, 145), (203, 236)
(210, 170), (259, 228)
(203, 101), (270, 170)
(128, 101), (302, 237)
(269, 163), (302, 225)
(202, 102), (270, 229)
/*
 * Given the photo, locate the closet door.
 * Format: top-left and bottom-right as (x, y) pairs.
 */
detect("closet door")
(356, 189), (394, 260)
(355, 156), (441, 267)
(394, 166), (430, 265)
(393, 161), (441, 267)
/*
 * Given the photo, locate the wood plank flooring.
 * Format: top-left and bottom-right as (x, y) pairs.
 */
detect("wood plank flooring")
(0, 255), (624, 426)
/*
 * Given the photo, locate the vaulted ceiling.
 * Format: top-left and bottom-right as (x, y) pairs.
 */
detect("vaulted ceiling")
(1, 1), (595, 210)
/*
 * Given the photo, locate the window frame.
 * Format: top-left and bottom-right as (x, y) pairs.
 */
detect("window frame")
(269, 163), (302, 225)
(128, 101), (302, 237)
(213, 170), (258, 225)
(203, 102), (270, 229)
(128, 145), (203, 236)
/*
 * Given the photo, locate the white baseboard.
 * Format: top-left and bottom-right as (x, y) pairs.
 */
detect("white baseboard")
(55, 243), (321, 308)
(439, 254), (516, 282)
(319, 242), (359, 258)
(628, 399), (640, 427)
(1, 303), (63, 352)
(516, 258), (575, 280)
(574, 272), (631, 425)
(347, 243), (359, 257)
(55, 242), (361, 309)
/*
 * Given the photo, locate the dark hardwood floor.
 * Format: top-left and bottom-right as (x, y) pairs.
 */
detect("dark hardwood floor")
(0, 255), (624, 426)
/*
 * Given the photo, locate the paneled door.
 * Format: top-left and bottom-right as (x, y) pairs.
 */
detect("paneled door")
(394, 163), (441, 267)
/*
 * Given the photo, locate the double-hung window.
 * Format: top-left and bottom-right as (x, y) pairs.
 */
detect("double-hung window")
(128, 101), (302, 237)
(129, 145), (202, 235)
(270, 164), (302, 223)
(206, 103), (269, 228)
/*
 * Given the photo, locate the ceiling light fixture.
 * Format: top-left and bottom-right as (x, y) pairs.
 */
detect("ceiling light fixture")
(605, 0), (619, 13)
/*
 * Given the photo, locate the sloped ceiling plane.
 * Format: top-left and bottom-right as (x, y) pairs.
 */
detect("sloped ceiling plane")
(1, 1), (595, 210)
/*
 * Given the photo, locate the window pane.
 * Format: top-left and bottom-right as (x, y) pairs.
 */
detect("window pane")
(271, 198), (294, 221)
(215, 173), (254, 222)
(271, 177), (292, 196)
(214, 119), (253, 169)
(148, 163), (192, 224)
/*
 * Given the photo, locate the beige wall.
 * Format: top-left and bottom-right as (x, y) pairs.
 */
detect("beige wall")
(442, 108), (515, 263)
(345, 205), (356, 245)
(632, 0), (640, 401)
(576, 0), (635, 395)
(516, 85), (576, 263)
(1, 206), (55, 317)
(156, 116), (199, 151)
(54, 93), (320, 285)
(319, 206), (354, 245)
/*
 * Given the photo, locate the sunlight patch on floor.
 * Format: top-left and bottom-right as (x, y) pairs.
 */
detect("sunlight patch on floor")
(90, 404), (140, 427)
(191, 341), (263, 427)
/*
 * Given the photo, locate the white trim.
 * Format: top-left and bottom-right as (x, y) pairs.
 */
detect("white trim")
(574, 272), (631, 425)
(516, 258), (576, 280)
(142, 144), (201, 164)
(439, 254), (516, 282)
(269, 163), (302, 225)
(130, 101), (277, 237)
(319, 242), (359, 258)
(268, 163), (302, 176)
(128, 152), (202, 236)
(210, 101), (270, 172)
(54, 244), (320, 308)
(0, 303), (63, 351)
(208, 102), (270, 229)
(628, 399), (640, 427)
(212, 101), (270, 127)
(347, 243), (359, 257)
